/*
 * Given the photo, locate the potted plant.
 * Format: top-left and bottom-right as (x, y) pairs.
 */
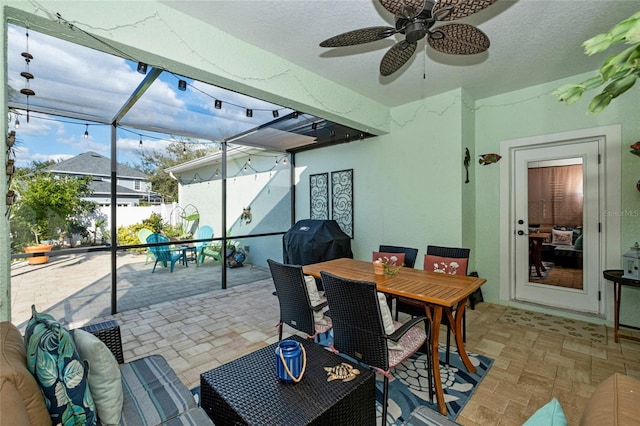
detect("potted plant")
(24, 241), (53, 265)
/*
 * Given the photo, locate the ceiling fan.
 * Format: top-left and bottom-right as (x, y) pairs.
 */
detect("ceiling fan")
(319, 0), (498, 77)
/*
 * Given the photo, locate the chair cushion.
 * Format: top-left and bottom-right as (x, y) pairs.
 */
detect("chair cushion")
(23, 306), (96, 426)
(0, 322), (50, 426)
(304, 275), (329, 325)
(424, 255), (468, 275)
(373, 252), (406, 267)
(73, 328), (123, 426)
(120, 355), (197, 424)
(388, 320), (427, 369)
(377, 292), (403, 350)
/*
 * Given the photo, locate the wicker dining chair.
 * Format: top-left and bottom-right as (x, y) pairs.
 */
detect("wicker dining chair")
(267, 259), (332, 342)
(320, 271), (432, 425)
(396, 245), (470, 364)
(378, 245), (419, 268)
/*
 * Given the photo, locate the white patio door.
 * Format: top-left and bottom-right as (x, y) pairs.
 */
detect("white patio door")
(513, 140), (601, 313)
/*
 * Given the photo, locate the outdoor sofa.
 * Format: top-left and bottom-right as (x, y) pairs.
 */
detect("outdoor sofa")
(0, 318), (213, 425)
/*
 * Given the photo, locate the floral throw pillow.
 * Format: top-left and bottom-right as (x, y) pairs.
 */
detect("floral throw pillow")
(424, 255), (468, 275)
(24, 306), (97, 426)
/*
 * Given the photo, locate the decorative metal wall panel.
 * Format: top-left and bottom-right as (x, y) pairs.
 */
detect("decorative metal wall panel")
(310, 173), (329, 220)
(331, 169), (354, 238)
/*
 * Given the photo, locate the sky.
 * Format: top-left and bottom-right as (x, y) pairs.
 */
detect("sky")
(6, 23), (293, 168)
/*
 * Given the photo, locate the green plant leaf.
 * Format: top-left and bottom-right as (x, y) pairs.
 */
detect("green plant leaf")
(584, 11), (640, 54)
(552, 83), (585, 105)
(582, 75), (605, 90)
(602, 74), (637, 99)
(588, 92), (613, 114)
(599, 45), (640, 80)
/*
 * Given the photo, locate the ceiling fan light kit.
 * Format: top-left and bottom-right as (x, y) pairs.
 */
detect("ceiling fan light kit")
(319, 0), (497, 76)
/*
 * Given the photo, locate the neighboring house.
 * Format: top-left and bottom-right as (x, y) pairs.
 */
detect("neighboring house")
(46, 151), (159, 206)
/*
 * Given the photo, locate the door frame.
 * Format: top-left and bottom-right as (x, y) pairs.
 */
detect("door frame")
(499, 125), (621, 320)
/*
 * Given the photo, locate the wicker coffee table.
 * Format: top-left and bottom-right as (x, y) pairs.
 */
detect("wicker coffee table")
(200, 335), (376, 425)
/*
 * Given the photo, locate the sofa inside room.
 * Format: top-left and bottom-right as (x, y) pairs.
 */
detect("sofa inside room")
(530, 224), (583, 268)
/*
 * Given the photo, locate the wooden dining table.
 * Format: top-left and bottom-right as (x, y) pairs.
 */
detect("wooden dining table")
(303, 257), (486, 416)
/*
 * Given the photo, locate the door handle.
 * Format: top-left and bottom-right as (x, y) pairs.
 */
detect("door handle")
(517, 230), (528, 236)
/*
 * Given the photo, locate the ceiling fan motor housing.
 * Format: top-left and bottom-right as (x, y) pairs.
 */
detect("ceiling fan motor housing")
(405, 21), (428, 43)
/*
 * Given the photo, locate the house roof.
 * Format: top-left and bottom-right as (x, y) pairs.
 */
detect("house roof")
(89, 180), (144, 197)
(47, 152), (148, 180)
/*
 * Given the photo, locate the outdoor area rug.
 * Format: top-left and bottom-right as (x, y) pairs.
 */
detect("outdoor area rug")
(499, 307), (607, 344)
(190, 342), (493, 424)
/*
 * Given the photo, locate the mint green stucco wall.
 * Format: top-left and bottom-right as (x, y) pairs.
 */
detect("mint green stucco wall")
(474, 73), (639, 325)
(296, 89), (469, 264)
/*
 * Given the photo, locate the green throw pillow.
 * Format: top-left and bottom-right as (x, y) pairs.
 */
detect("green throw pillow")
(24, 306), (97, 426)
(73, 328), (123, 426)
(523, 397), (567, 426)
(574, 234), (583, 250)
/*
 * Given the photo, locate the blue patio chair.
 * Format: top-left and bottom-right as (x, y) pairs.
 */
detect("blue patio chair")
(137, 228), (154, 265)
(194, 225), (214, 265)
(146, 233), (187, 273)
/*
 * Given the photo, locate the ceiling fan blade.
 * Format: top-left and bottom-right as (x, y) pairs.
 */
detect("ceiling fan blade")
(320, 26), (397, 47)
(380, 40), (417, 76)
(427, 23), (489, 55)
(432, 0), (497, 21)
(379, 0), (427, 18)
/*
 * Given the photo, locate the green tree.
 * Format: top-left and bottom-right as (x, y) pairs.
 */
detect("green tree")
(10, 169), (97, 250)
(137, 138), (213, 203)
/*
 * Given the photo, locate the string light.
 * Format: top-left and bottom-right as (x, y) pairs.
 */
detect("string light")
(139, 136), (143, 147)
(246, 108), (253, 118)
(248, 156), (251, 164)
(137, 62), (148, 74)
(84, 124), (89, 139)
(178, 79), (187, 91)
(272, 110), (279, 118)
(214, 100), (222, 109)
(14, 117), (20, 129)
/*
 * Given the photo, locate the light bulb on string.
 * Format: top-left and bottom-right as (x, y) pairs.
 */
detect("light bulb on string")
(84, 124), (89, 139)
(183, 143), (186, 154)
(139, 136), (143, 147)
(275, 157), (278, 165)
(248, 156), (251, 164)
(283, 157), (288, 165)
(15, 117), (20, 129)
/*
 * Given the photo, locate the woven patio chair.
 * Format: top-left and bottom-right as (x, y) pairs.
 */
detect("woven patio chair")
(396, 245), (470, 364)
(267, 259), (332, 342)
(320, 271), (432, 425)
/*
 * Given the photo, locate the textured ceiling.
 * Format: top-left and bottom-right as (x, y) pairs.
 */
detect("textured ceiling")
(161, 0), (640, 107)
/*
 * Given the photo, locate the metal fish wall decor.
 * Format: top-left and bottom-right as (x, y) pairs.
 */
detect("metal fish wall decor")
(478, 153), (502, 166)
(630, 141), (640, 157)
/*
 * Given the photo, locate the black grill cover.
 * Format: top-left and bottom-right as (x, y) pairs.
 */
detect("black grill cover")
(283, 220), (353, 265)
